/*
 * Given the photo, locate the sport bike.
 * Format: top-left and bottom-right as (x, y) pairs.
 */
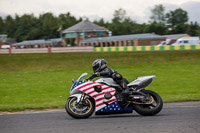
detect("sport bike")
(65, 73), (163, 119)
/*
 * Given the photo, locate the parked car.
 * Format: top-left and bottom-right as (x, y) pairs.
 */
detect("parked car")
(157, 39), (177, 46)
(172, 37), (200, 45)
(1, 45), (10, 49)
(165, 39), (177, 45)
(157, 41), (166, 46)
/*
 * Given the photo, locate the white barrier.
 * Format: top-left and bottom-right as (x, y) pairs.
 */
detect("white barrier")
(0, 47), (93, 54)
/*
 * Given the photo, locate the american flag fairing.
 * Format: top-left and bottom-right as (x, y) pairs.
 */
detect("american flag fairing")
(73, 81), (133, 113)
(73, 81), (117, 111)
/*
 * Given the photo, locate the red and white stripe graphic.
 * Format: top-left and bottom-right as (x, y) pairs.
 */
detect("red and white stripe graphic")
(74, 81), (117, 111)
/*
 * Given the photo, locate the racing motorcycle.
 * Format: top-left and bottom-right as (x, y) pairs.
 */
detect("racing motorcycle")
(65, 73), (163, 119)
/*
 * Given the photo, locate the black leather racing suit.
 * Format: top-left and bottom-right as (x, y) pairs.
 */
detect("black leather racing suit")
(91, 67), (130, 92)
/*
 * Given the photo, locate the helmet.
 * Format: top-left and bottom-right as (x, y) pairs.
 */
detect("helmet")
(92, 59), (107, 73)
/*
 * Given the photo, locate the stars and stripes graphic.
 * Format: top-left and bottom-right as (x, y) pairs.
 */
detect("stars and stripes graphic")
(74, 81), (117, 111)
(96, 101), (133, 115)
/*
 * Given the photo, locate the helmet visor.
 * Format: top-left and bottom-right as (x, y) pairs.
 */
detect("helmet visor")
(93, 65), (99, 73)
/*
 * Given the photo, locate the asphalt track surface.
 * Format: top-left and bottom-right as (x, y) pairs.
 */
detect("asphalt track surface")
(0, 102), (200, 133)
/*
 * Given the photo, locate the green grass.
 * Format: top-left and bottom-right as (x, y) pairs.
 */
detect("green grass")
(0, 50), (200, 111)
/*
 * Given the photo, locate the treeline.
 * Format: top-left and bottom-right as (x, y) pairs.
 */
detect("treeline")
(0, 4), (200, 42)
(0, 12), (81, 42)
(95, 6), (200, 37)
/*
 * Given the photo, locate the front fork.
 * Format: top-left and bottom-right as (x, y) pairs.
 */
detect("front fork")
(78, 93), (86, 104)
(70, 93), (90, 106)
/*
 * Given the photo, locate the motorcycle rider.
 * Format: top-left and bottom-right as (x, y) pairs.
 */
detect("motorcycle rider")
(87, 59), (131, 97)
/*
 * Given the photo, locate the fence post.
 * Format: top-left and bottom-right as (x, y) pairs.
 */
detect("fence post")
(9, 48), (12, 53)
(48, 46), (52, 53)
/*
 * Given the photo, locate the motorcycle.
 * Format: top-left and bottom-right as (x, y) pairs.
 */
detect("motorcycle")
(65, 73), (163, 119)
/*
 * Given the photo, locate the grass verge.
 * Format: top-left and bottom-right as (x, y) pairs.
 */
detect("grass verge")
(0, 50), (200, 111)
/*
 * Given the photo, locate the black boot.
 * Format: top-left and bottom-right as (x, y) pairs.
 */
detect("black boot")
(121, 87), (131, 97)
(120, 81), (131, 98)
(122, 89), (129, 96)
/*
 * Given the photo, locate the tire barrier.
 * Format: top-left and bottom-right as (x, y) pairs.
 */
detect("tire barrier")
(94, 45), (200, 52)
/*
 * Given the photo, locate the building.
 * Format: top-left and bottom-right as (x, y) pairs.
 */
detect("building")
(62, 21), (166, 47)
(62, 20), (109, 46)
(13, 38), (66, 48)
(0, 35), (8, 48)
(0, 35), (7, 42)
(162, 34), (190, 40)
(80, 33), (166, 47)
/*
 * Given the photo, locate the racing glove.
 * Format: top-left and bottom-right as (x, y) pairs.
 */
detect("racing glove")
(86, 72), (100, 81)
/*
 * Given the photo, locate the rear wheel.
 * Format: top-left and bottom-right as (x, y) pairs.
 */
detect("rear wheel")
(65, 97), (95, 119)
(133, 90), (163, 116)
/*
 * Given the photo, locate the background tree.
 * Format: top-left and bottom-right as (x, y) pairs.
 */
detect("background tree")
(94, 18), (108, 28)
(143, 22), (167, 35)
(166, 8), (188, 27)
(150, 4), (166, 24)
(15, 14), (38, 41)
(112, 8), (127, 23)
(0, 17), (4, 34)
(186, 22), (199, 36)
(0, 7), (199, 43)
(58, 12), (79, 30)
(108, 8), (127, 35)
(4, 15), (16, 38)
(108, 8), (144, 35)
(196, 27), (200, 36)
(39, 13), (59, 39)
(165, 8), (189, 34)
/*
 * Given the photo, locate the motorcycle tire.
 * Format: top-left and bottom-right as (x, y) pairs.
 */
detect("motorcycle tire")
(133, 90), (163, 116)
(65, 97), (95, 119)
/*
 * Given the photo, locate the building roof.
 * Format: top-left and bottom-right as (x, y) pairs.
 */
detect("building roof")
(0, 35), (7, 41)
(63, 20), (109, 33)
(162, 34), (189, 39)
(13, 38), (62, 46)
(80, 33), (166, 43)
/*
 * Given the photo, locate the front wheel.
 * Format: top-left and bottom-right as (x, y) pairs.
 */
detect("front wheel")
(133, 90), (163, 116)
(65, 97), (95, 119)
